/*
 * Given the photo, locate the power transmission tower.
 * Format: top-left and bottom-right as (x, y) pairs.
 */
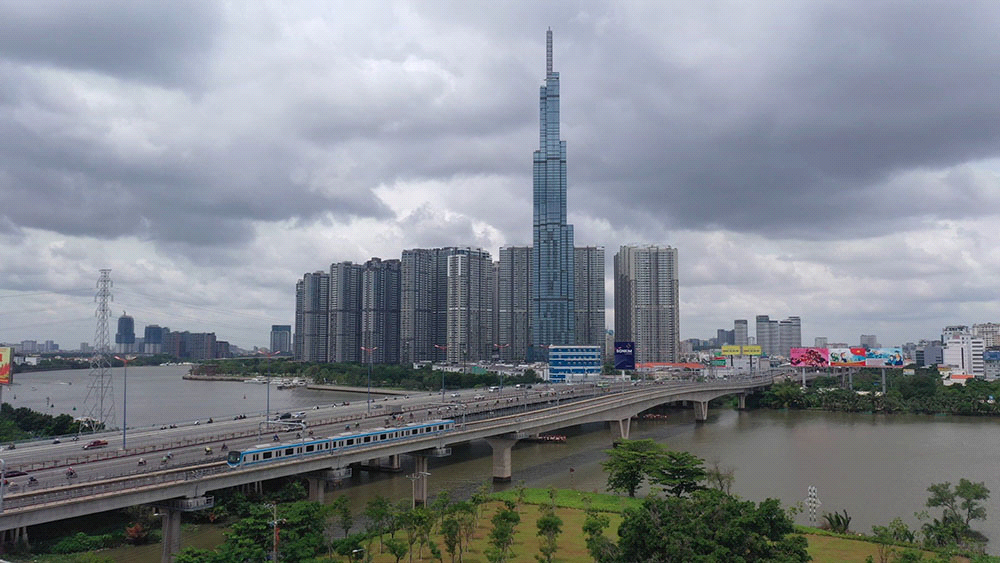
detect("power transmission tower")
(84, 269), (115, 432)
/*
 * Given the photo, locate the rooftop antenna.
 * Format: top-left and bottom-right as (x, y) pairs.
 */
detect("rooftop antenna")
(546, 28), (553, 75)
(83, 269), (115, 433)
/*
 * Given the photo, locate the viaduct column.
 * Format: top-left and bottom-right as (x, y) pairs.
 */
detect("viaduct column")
(737, 393), (747, 410)
(411, 455), (430, 507)
(485, 437), (519, 483)
(693, 401), (709, 422)
(160, 508), (182, 563)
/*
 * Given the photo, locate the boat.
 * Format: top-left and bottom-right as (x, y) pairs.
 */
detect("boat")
(243, 377), (267, 384)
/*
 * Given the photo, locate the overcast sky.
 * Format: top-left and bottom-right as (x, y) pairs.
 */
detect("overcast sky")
(2, 1), (1000, 351)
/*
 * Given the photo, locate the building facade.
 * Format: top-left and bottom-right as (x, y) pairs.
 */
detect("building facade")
(270, 325), (292, 355)
(943, 334), (985, 377)
(574, 246), (605, 350)
(497, 246), (532, 362)
(548, 345), (602, 383)
(115, 312), (135, 354)
(532, 29), (575, 356)
(734, 320), (749, 346)
(972, 323), (1000, 348)
(614, 245), (680, 364)
(446, 249), (494, 364)
(294, 271), (330, 362)
(360, 258), (401, 365)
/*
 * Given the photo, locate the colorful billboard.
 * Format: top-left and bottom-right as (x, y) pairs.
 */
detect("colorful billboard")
(829, 347), (867, 366)
(866, 347), (904, 367)
(711, 357), (727, 366)
(721, 345), (742, 356)
(0, 347), (11, 385)
(790, 347), (830, 367)
(614, 342), (635, 370)
(742, 345), (762, 356)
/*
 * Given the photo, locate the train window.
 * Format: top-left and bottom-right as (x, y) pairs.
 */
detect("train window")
(286, 448), (294, 455)
(380, 434), (387, 440)
(253, 455), (259, 461)
(364, 436), (371, 443)
(306, 445), (314, 452)
(263, 452), (272, 459)
(347, 439), (354, 446)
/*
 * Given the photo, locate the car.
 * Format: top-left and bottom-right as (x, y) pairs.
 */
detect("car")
(473, 394), (485, 400)
(450, 392), (461, 398)
(1, 470), (27, 478)
(292, 411), (306, 419)
(278, 412), (292, 420)
(83, 439), (108, 450)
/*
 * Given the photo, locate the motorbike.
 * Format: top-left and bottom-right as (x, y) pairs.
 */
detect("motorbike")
(65, 469), (77, 478)
(137, 458), (147, 466)
(204, 447), (213, 455)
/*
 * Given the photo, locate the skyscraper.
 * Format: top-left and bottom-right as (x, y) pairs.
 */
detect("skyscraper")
(446, 248), (494, 364)
(497, 246), (532, 362)
(734, 320), (749, 346)
(328, 262), (363, 363)
(270, 325), (292, 355)
(115, 312), (135, 354)
(401, 247), (459, 363)
(360, 258), (401, 364)
(532, 29), (575, 356)
(295, 271), (330, 362)
(574, 246), (605, 349)
(614, 245), (680, 363)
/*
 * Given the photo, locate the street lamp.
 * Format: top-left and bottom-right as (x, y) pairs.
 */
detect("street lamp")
(494, 344), (510, 392)
(114, 355), (135, 450)
(434, 344), (447, 403)
(361, 346), (378, 416)
(407, 471), (431, 509)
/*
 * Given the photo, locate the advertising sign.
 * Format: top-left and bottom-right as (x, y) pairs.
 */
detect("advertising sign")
(721, 345), (742, 356)
(614, 341), (635, 370)
(0, 347), (11, 385)
(790, 347), (830, 367)
(866, 347), (904, 367)
(711, 357), (727, 367)
(742, 345), (762, 356)
(829, 347), (867, 366)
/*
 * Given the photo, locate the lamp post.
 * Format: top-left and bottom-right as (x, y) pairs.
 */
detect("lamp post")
(434, 344), (447, 403)
(263, 351), (276, 424)
(493, 344), (510, 392)
(361, 346), (378, 416)
(114, 355), (134, 450)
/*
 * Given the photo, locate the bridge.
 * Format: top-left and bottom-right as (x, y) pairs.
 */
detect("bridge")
(0, 374), (813, 561)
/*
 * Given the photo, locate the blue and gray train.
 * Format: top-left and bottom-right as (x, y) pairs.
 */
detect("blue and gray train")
(226, 419), (455, 468)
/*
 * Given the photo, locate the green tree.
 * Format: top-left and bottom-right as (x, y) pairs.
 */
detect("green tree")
(365, 494), (394, 553)
(649, 450), (707, 497)
(582, 501), (618, 563)
(331, 495), (354, 537)
(534, 504), (563, 563)
(922, 479), (991, 548)
(601, 439), (660, 497)
(440, 516), (462, 563)
(485, 501), (521, 563)
(385, 537), (409, 563)
(614, 490), (809, 562)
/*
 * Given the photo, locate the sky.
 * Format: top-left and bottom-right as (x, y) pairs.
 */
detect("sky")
(2, 1), (1000, 351)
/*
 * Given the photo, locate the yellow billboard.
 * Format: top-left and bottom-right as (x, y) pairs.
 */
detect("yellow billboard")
(721, 345), (742, 356)
(742, 345), (763, 356)
(0, 347), (11, 385)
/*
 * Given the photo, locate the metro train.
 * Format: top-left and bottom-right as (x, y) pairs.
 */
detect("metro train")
(226, 419), (455, 468)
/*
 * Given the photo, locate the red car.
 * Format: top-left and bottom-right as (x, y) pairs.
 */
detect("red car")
(83, 439), (108, 450)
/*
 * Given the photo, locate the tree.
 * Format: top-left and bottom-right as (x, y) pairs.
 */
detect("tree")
(534, 504), (563, 563)
(486, 501), (521, 563)
(582, 501), (618, 563)
(614, 490), (809, 562)
(440, 516), (462, 563)
(704, 459), (735, 495)
(601, 439), (660, 497)
(331, 494), (354, 537)
(922, 479), (991, 548)
(649, 450), (707, 497)
(365, 495), (394, 553)
(385, 537), (409, 563)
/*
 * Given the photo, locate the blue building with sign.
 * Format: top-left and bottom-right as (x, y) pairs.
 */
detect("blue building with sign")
(548, 345), (602, 383)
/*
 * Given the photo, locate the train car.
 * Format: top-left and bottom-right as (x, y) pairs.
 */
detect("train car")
(227, 419), (455, 468)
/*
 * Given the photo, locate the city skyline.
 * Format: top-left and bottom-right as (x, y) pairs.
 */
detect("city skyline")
(3, 3), (1000, 349)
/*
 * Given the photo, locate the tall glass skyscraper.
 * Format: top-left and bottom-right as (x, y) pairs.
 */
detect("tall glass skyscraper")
(532, 29), (575, 355)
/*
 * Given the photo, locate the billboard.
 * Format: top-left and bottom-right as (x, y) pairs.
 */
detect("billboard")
(711, 357), (727, 367)
(866, 347), (904, 367)
(742, 345), (762, 356)
(829, 347), (867, 366)
(790, 347), (830, 367)
(721, 345), (742, 356)
(0, 347), (11, 385)
(614, 341), (635, 370)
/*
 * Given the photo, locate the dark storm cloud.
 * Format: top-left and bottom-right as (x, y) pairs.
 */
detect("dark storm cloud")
(0, 1), (221, 87)
(558, 2), (1000, 240)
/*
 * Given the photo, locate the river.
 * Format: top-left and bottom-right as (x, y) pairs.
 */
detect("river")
(7, 367), (1000, 556)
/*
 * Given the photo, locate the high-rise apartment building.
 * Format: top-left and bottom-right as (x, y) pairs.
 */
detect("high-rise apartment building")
(497, 246), (532, 362)
(614, 245), (680, 363)
(270, 325), (292, 355)
(860, 334), (879, 349)
(115, 312), (135, 354)
(814, 336), (828, 348)
(360, 258), (401, 365)
(294, 271), (330, 362)
(143, 324), (164, 355)
(328, 262), (363, 363)
(734, 320), (749, 346)
(972, 323), (1000, 348)
(446, 248), (494, 364)
(401, 247), (459, 364)
(532, 29), (575, 356)
(943, 334), (985, 377)
(574, 246), (605, 350)
(778, 316), (801, 357)
(755, 316), (772, 356)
